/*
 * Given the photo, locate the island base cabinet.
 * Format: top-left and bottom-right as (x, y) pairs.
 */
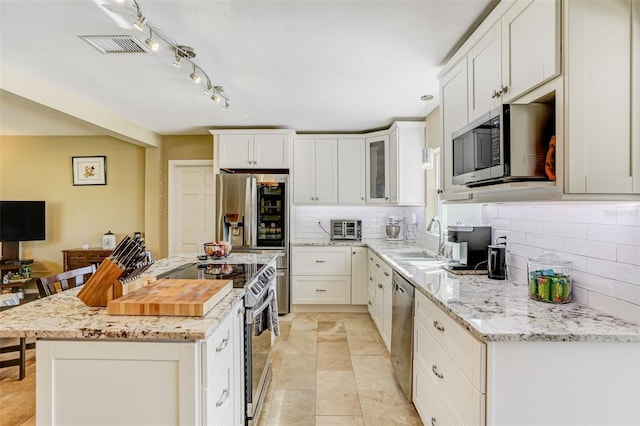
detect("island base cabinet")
(486, 341), (640, 426)
(36, 340), (201, 425)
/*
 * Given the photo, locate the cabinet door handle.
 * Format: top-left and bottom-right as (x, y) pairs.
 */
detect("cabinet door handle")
(431, 417), (437, 426)
(315, 260), (326, 263)
(377, 283), (383, 289)
(500, 85), (508, 95)
(310, 197), (314, 201)
(432, 364), (444, 379)
(368, 300), (372, 305)
(315, 197), (319, 200)
(315, 289), (327, 292)
(375, 262), (380, 268)
(433, 320), (445, 332)
(215, 337), (229, 353)
(491, 89), (499, 99)
(216, 388), (229, 407)
(369, 257), (374, 261)
(384, 272), (390, 277)
(369, 277), (374, 281)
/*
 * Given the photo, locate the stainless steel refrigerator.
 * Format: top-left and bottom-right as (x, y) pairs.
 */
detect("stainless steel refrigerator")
(215, 173), (290, 314)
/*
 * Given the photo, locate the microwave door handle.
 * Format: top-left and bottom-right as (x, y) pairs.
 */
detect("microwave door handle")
(246, 176), (256, 248)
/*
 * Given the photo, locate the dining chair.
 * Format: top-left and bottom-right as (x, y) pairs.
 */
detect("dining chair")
(36, 264), (96, 297)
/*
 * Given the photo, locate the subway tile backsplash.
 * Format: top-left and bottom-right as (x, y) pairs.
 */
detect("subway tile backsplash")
(291, 205), (424, 242)
(482, 202), (640, 324)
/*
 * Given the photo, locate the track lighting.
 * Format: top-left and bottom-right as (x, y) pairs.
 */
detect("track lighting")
(145, 28), (158, 51)
(189, 66), (201, 84)
(133, 14), (146, 31)
(120, 0), (230, 110)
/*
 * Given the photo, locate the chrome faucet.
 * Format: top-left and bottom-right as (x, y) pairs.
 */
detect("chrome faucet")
(427, 217), (444, 256)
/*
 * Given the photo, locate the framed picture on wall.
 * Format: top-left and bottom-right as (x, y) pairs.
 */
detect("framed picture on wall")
(72, 156), (107, 186)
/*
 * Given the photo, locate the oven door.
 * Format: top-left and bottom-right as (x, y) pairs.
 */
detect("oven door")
(245, 288), (275, 424)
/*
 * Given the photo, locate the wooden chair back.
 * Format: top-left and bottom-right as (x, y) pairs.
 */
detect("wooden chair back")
(36, 264), (97, 297)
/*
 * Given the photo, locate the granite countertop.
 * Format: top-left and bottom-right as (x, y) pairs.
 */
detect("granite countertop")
(294, 238), (640, 343)
(0, 252), (277, 341)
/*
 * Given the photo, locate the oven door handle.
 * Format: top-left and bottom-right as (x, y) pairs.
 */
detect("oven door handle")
(250, 289), (275, 320)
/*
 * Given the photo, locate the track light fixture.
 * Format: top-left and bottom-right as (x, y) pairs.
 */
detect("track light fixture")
(144, 28), (158, 51)
(122, 0), (230, 110)
(189, 65), (201, 84)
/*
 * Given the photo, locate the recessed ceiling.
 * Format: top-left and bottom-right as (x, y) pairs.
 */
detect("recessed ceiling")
(0, 0), (495, 137)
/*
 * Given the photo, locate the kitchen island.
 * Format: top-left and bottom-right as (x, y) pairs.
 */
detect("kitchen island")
(0, 252), (277, 426)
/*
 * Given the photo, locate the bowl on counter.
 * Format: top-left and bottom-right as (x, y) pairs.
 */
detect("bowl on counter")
(203, 241), (232, 258)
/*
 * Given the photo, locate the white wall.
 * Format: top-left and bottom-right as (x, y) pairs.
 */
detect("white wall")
(482, 202), (640, 325)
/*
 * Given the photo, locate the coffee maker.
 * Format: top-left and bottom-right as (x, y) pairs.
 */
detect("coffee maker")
(446, 225), (492, 270)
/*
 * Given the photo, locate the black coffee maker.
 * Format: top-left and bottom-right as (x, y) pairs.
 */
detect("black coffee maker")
(446, 225), (492, 270)
(488, 236), (507, 280)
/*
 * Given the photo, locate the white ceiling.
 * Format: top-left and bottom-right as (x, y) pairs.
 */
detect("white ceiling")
(0, 0), (495, 139)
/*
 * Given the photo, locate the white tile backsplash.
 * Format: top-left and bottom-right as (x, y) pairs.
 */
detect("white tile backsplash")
(482, 201), (640, 324)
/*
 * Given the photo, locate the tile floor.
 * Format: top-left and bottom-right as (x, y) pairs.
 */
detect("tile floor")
(0, 313), (422, 426)
(257, 312), (422, 426)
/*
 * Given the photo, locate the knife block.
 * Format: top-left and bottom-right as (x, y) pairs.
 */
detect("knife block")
(77, 258), (124, 307)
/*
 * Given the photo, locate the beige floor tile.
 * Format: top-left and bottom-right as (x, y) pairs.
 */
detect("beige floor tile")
(316, 415), (365, 425)
(290, 317), (318, 331)
(359, 390), (422, 426)
(317, 341), (352, 371)
(276, 354), (317, 390)
(343, 317), (378, 333)
(263, 389), (316, 426)
(278, 313), (295, 322)
(318, 321), (348, 342)
(346, 329), (388, 356)
(285, 330), (318, 354)
(316, 370), (362, 416)
(278, 320), (292, 340)
(351, 355), (400, 392)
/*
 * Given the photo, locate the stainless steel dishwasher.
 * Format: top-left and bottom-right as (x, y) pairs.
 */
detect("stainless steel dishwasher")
(391, 271), (414, 400)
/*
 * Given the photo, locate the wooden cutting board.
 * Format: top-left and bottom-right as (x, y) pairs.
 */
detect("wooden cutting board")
(106, 279), (232, 317)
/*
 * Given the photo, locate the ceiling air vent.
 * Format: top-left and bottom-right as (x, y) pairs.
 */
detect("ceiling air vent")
(79, 35), (149, 54)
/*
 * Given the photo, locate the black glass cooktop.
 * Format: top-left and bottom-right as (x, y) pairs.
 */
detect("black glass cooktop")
(157, 262), (265, 288)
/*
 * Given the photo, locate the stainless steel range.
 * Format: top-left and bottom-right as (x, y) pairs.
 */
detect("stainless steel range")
(157, 260), (279, 425)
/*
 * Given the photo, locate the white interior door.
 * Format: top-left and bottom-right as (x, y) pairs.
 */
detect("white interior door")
(169, 160), (214, 256)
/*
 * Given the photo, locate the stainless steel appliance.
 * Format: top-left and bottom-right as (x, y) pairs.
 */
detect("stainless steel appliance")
(216, 173), (290, 314)
(447, 225), (492, 270)
(330, 219), (362, 241)
(385, 216), (402, 240)
(157, 260), (278, 426)
(391, 271), (414, 400)
(451, 103), (553, 187)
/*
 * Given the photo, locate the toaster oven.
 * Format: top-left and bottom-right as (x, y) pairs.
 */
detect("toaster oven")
(330, 219), (362, 241)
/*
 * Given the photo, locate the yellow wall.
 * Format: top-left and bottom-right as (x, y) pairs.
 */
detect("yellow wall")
(0, 135), (145, 274)
(0, 134), (214, 272)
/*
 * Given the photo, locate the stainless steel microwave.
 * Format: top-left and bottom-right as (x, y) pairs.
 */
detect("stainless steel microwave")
(451, 103), (553, 187)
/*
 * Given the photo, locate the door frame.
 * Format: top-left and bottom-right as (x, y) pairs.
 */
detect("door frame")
(167, 160), (214, 256)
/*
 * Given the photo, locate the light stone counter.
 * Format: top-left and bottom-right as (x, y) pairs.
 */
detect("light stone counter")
(0, 252), (276, 341)
(293, 239), (640, 343)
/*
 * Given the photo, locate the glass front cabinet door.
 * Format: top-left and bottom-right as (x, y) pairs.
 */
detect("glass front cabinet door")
(365, 135), (389, 203)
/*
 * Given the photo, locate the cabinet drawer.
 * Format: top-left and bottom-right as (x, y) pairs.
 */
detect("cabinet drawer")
(204, 312), (233, 367)
(204, 362), (233, 424)
(415, 291), (486, 391)
(292, 276), (351, 304)
(414, 359), (457, 426)
(415, 319), (485, 426)
(292, 247), (351, 275)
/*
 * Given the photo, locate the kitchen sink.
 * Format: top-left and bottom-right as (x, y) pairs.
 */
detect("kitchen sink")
(407, 260), (445, 269)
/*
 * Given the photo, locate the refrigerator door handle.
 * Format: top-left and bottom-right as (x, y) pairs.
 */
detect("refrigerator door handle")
(244, 176), (253, 248)
(248, 176), (257, 248)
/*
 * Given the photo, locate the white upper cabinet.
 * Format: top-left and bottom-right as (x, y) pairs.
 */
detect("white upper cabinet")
(388, 123), (426, 205)
(566, 0), (639, 194)
(501, 0), (560, 103)
(468, 23), (503, 121)
(365, 135), (390, 203)
(467, 0), (560, 121)
(440, 56), (469, 194)
(293, 138), (338, 204)
(218, 133), (290, 169)
(338, 138), (366, 204)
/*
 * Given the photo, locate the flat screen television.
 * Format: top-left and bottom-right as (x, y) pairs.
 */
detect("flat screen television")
(0, 201), (46, 262)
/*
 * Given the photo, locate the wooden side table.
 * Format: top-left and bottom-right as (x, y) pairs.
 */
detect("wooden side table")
(62, 248), (113, 271)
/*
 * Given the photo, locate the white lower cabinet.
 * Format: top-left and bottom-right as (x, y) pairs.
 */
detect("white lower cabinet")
(292, 246), (352, 304)
(36, 300), (245, 426)
(351, 246), (368, 305)
(413, 291), (486, 426)
(367, 249), (392, 351)
(413, 291), (640, 426)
